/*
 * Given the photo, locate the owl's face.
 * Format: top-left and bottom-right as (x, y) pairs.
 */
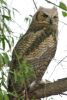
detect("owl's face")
(32, 7), (58, 32)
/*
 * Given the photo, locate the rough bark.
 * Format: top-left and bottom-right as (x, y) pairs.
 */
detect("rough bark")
(27, 78), (67, 99)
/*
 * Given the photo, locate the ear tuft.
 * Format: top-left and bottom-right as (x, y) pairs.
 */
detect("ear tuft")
(38, 6), (44, 11)
(53, 6), (57, 10)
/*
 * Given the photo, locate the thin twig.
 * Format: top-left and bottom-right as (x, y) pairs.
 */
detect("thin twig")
(48, 56), (67, 78)
(33, 0), (37, 10)
(45, 0), (67, 11)
(45, 0), (58, 7)
(59, 20), (67, 26)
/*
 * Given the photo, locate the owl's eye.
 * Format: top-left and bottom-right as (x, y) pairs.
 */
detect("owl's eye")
(53, 16), (58, 19)
(42, 13), (48, 18)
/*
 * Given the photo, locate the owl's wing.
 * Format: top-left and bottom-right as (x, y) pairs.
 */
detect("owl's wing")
(25, 32), (57, 81)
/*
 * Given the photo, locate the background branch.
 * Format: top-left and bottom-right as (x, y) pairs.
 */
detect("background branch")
(33, 0), (37, 9)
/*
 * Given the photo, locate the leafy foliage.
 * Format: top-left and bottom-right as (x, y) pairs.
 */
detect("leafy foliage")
(62, 11), (67, 17)
(0, 0), (14, 99)
(0, 91), (9, 100)
(0, 0), (14, 51)
(59, 2), (67, 17)
(0, 53), (9, 68)
(59, 2), (67, 11)
(13, 60), (36, 85)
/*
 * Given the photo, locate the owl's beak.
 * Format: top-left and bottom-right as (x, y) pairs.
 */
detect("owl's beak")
(49, 19), (53, 24)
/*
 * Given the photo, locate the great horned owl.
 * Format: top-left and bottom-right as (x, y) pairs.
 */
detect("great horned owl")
(8, 7), (58, 99)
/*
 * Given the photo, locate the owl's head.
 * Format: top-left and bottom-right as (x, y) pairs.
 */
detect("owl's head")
(31, 6), (58, 32)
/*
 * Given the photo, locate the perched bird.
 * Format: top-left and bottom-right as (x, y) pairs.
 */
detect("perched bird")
(8, 6), (58, 100)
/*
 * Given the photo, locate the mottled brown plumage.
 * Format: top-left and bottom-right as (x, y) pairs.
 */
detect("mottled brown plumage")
(8, 6), (58, 100)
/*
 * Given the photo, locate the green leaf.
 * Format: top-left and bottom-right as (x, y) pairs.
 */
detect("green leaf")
(3, 94), (9, 100)
(11, 36), (14, 46)
(0, 34), (11, 50)
(0, 53), (9, 68)
(3, 6), (11, 17)
(0, 91), (3, 100)
(59, 2), (67, 11)
(2, 53), (9, 64)
(2, 82), (7, 90)
(62, 11), (67, 17)
(0, 54), (4, 68)
(4, 36), (11, 50)
(14, 70), (17, 82)
(1, 37), (5, 50)
(4, 22), (12, 33)
(0, 0), (7, 5)
(2, 15), (11, 21)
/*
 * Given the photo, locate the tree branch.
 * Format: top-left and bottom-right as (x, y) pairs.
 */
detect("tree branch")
(33, 0), (37, 9)
(28, 78), (67, 99)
